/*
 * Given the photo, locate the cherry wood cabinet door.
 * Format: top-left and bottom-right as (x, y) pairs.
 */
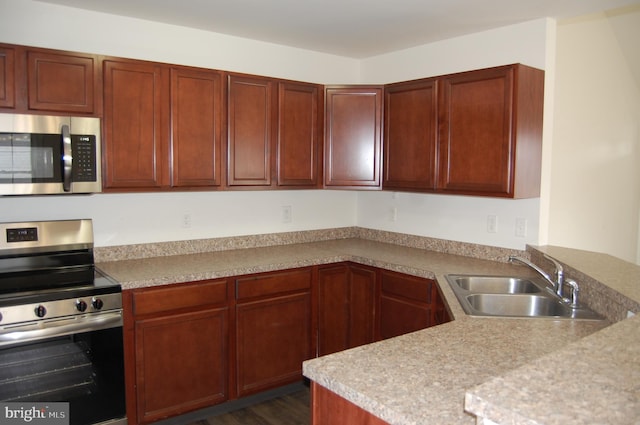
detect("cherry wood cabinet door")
(317, 264), (350, 356)
(127, 280), (229, 425)
(103, 59), (169, 190)
(234, 268), (313, 397)
(348, 264), (377, 348)
(134, 308), (228, 424)
(227, 74), (276, 187)
(324, 86), (382, 189)
(383, 78), (438, 191)
(317, 263), (376, 356)
(438, 66), (512, 196)
(0, 45), (16, 109)
(438, 64), (543, 198)
(170, 67), (224, 188)
(27, 49), (98, 114)
(277, 81), (322, 187)
(377, 270), (450, 340)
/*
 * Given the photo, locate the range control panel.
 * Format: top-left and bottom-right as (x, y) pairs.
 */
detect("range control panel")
(6, 227), (38, 243)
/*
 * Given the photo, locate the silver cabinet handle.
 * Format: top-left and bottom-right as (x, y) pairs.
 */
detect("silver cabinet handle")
(62, 124), (72, 192)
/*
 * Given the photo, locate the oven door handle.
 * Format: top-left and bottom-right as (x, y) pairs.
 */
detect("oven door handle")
(0, 311), (123, 347)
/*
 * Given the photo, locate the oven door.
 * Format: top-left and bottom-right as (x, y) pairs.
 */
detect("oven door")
(0, 313), (126, 425)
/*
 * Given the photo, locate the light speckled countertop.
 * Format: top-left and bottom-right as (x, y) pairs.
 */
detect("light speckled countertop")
(96, 232), (640, 425)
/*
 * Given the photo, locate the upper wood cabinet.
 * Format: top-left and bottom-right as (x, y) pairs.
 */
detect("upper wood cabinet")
(103, 59), (169, 190)
(438, 64), (544, 198)
(227, 75), (322, 189)
(0, 45), (16, 109)
(277, 81), (323, 187)
(170, 67), (224, 188)
(227, 74), (276, 187)
(27, 49), (99, 114)
(383, 78), (438, 191)
(324, 86), (383, 189)
(384, 64), (544, 198)
(1, 43), (544, 197)
(102, 57), (225, 191)
(0, 44), (100, 115)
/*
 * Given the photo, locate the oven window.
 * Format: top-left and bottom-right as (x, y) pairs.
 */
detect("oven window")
(0, 327), (125, 425)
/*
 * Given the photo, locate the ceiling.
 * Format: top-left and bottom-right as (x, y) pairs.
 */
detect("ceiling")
(37, 0), (640, 58)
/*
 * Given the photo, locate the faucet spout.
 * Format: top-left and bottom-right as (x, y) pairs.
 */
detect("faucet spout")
(508, 255), (559, 294)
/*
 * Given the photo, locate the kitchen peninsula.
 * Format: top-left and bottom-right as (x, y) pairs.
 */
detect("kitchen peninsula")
(95, 228), (640, 425)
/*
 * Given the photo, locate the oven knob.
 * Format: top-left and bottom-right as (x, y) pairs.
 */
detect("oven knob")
(92, 298), (104, 310)
(35, 305), (47, 318)
(76, 300), (88, 312)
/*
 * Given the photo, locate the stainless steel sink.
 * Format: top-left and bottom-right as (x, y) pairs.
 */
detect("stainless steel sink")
(445, 274), (604, 320)
(450, 275), (541, 294)
(466, 294), (568, 317)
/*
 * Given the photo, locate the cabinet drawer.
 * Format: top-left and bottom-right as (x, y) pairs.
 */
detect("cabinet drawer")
(133, 279), (227, 316)
(236, 268), (312, 301)
(380, 271), (433, 303)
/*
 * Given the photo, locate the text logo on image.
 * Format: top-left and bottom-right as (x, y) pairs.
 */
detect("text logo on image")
(1, 403), (69, 425)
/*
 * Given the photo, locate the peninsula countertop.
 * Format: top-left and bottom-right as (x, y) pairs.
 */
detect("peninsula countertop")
(96, 236), (640, 425)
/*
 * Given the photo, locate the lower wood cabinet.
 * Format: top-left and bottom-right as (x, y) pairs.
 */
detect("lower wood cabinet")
(234, 268), (314, 397)
(311, 382), (387, 425)
(123, 264), (451, 424)
(378, 270), (451, 340)
(317, 263), (376, 356)
(124, 279), (229, 425)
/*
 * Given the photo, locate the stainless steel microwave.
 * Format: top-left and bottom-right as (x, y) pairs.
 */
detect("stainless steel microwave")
(0, 113), (102, 195)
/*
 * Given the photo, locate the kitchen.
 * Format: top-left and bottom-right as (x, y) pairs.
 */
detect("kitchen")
(0, 0), (639, 424)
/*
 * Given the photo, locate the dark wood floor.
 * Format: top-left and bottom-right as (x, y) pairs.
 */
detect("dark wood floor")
(188, 387), (310, 425)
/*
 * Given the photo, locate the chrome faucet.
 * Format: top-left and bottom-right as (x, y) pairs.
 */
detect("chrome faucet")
(508, 254), (565, 297)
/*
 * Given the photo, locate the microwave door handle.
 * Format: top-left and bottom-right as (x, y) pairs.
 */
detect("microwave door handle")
(62, 124), (72, 192)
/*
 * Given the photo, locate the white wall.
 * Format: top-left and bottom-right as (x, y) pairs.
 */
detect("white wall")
(0, 190), (357, 247)
(547, 8), (640, 264)
(0, 0), (360, 84)
(360, 18), (549, 83)
(357, 192), (540, 249)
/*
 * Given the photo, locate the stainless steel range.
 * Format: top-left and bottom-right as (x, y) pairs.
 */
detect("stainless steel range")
(0, 219), (126, 425)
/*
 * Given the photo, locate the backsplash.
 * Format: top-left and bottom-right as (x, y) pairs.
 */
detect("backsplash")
(94, 227), (524, 263)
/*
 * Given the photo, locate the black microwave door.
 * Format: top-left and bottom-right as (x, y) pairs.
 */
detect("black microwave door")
(0, 133), (63, 184)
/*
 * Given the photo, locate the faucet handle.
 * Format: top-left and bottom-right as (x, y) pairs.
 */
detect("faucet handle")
(563, 279), (579, 308)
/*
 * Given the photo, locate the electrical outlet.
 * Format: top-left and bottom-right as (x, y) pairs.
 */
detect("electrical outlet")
(182, 213), (191, 228)
(281, 205), (292, 223)
(390, 207), (398, 222)
(515, 217), (527, 237)
(487, 215), (497, 233)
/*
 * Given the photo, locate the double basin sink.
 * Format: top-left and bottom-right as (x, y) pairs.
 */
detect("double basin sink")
(445, 275), (604, 320)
